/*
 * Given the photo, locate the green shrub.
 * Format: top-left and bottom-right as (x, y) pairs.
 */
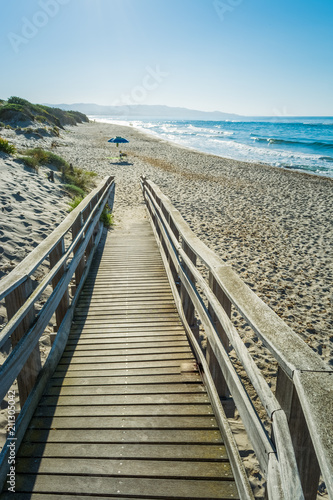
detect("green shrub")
(0, 122), (5, 128)
(25, 147), (49, 163)
(0, 138), (16, 155)
(100, 204), (114, 227)
(23, 148), (69, 169)
(20, 156), (39, 172)
(51, 126), (60, 137)
(8, 96), (31, 106)
(44, 151), (69, 169)
(68, 196), (84, 212)
(64, 184), (85, 197)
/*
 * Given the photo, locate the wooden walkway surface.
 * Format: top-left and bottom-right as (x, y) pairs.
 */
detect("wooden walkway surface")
(1, 219), (240, 499)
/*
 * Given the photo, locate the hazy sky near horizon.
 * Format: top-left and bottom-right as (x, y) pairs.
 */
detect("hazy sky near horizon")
(1, 0), (332, 116)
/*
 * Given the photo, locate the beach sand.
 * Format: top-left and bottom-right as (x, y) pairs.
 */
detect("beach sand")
(0, 121), (332, 497)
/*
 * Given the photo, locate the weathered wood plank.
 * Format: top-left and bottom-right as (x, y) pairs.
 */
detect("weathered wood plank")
(30, 415), (219, 429)
(13, 475), (239, 499)
(34, 404), (213, 417)
(38, 393), (210, 405)
(66, 336), (188, 346)
(18, 442), (228, 460)
(46, 384), (204, 396)
(48, 374), (201, 387)
(61, 346), (193, 357)
(64, 338), (189, 354)
(52, 367), (192, 378)
(23, 428), (223, 444)
(16, 457), (233, 478)
(58, 356), (194, 375)
(57, 353), (195, 365)
(55, 359), (195, 371)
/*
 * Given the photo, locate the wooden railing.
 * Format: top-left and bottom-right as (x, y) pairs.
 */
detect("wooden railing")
(141, 176), (333, 500)
(0, 176), (115, 488)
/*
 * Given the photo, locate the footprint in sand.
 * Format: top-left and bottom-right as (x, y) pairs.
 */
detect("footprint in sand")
(13, 192), (26, 202)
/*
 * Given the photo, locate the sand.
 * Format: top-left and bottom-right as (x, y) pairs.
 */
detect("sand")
(0, 121), (332, 497)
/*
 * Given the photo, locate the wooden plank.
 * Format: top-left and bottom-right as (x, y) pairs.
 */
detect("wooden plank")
(72, 319), (181, 333)
(75, 304), (177, 312)
(66, 336), (188, 345)
(46, 384), (204, 396)
(52, 367), (191, 377)
(57, 353), (195, 365)
(34, 404), (213, 417)
(61, 346), (193, 357)
(39, 393), (210, 405)
(13, 475), (239, 499)
(18, 442), (229, 460)
(68, 326), (185, 336)
(64, 341), (191, 351)
(72, 313), (181, 322)
(48, 374), (201, 387)
(55, 359), (197, 370)
(73, 309), (178, 319)
(16, 457), (233, 478)
(29, 415), (219, 429)
(23, 428), (223, 444)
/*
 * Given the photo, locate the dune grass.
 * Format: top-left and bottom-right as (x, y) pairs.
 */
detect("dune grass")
(19, 148), (97, 194)
(0, 137), (16, 155)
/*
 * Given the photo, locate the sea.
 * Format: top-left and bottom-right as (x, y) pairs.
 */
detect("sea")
(90, 116), (333, 178)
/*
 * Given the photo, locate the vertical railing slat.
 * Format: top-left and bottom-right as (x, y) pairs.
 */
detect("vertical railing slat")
(49, 238), (70, 331)
(275, 367), (320, 499)
(5, 278), (41, 407)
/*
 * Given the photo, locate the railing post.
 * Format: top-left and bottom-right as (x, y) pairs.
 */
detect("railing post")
(180, 240), (197, 330)
(86, 200), (95, 258)
(82, 205), (91, 260)
(71, 213), (84, 294)
(49, 238), (70, 332)
(5, 279), (41, 407)
(207, 271), (235, 416)
(275, 367), (320, 499)
(166, 213), (179, 284)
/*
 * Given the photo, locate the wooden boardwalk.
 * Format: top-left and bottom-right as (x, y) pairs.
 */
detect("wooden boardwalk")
(4, 219), (240, 499)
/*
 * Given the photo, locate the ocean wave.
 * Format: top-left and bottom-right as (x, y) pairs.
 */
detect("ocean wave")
(319, 156), (333, 162)
(252, 136), (333, 149)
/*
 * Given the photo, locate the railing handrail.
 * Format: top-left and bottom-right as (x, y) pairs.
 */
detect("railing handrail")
(141, 176), (332, 500)
(0, 176), (113, 302)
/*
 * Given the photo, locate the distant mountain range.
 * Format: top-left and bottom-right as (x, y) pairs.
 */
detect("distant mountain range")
(45, 103), (241, 120)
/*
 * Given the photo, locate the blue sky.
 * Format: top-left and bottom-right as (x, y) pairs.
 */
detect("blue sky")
(1, 0), (332, 116)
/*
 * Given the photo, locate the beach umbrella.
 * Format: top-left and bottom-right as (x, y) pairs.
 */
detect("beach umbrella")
(108, 136), (129, 148)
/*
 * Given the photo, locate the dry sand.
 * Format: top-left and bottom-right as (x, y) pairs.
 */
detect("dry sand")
(0, 121), (332, 497)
